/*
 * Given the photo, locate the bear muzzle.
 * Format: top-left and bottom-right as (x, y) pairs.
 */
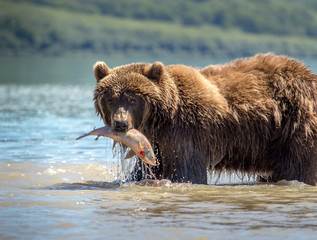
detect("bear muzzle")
(111, 106), (132, 132)
(112, 120), (129, 132)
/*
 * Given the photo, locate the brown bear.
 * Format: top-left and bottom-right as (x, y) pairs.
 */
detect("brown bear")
(93, 53), (317, 185)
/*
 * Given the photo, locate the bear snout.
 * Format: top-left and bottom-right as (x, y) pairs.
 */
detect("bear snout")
(112, 120), (129, 132)
(111, 106), (132, 132)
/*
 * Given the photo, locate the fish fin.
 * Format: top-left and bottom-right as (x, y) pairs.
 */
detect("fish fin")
(122, 144), (128, 153)
(124, 149), (136, 159)
(112, 140), (117, 149)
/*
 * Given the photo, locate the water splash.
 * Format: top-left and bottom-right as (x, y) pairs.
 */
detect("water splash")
(207, 170), (257, 185)
(111, 143), (138, 182)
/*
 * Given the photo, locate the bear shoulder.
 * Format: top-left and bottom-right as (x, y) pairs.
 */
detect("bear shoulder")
(165, 64), (228, 118)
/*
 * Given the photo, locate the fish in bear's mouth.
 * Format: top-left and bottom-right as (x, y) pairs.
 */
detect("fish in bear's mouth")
(76, 125), (157, 165)
(76, 125), (159, 184)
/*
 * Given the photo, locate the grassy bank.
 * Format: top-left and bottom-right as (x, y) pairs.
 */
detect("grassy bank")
(1, 0), (317, 58)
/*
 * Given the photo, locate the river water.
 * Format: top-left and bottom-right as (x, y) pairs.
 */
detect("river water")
(1, 56), (317, 240)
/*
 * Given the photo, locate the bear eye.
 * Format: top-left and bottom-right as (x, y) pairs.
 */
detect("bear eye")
(107, 98), (113, 105)
(129, 97), (136, 105)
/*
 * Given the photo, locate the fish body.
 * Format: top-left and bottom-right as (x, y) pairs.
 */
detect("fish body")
(76, 126), (158, 166)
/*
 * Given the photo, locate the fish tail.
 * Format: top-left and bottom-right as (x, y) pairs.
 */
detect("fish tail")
(75, 134), (88, 140)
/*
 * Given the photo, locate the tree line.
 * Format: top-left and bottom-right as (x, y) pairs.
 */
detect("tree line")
(2, 0), (317, 58)
(12, 0), (317, 37)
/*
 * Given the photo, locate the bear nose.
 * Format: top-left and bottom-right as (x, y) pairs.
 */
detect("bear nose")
(113, 121), (129, 132)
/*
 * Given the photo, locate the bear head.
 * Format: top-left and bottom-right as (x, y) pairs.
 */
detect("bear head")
(93, 61), (178, 132)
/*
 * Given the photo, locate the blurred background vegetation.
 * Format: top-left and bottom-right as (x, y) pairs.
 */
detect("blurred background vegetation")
(1, 0), (317, 58)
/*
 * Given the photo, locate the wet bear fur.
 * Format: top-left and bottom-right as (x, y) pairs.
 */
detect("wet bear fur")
(93, 54), (317, 185)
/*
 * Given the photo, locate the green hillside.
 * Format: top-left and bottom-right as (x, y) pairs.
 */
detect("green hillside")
(2, 0), (317, 58)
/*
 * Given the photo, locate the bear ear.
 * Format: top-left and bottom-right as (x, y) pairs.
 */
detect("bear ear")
(146, 62), (165, 82)
(94, 61), (111, 82)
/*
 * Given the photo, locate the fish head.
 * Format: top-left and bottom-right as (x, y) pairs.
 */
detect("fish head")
(140, 144), (158, 166)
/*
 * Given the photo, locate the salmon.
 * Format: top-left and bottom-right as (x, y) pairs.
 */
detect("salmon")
(76, 126), (158, 166)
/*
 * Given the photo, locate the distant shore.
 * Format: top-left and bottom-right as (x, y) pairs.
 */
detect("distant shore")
(2, 0), (317, 58)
